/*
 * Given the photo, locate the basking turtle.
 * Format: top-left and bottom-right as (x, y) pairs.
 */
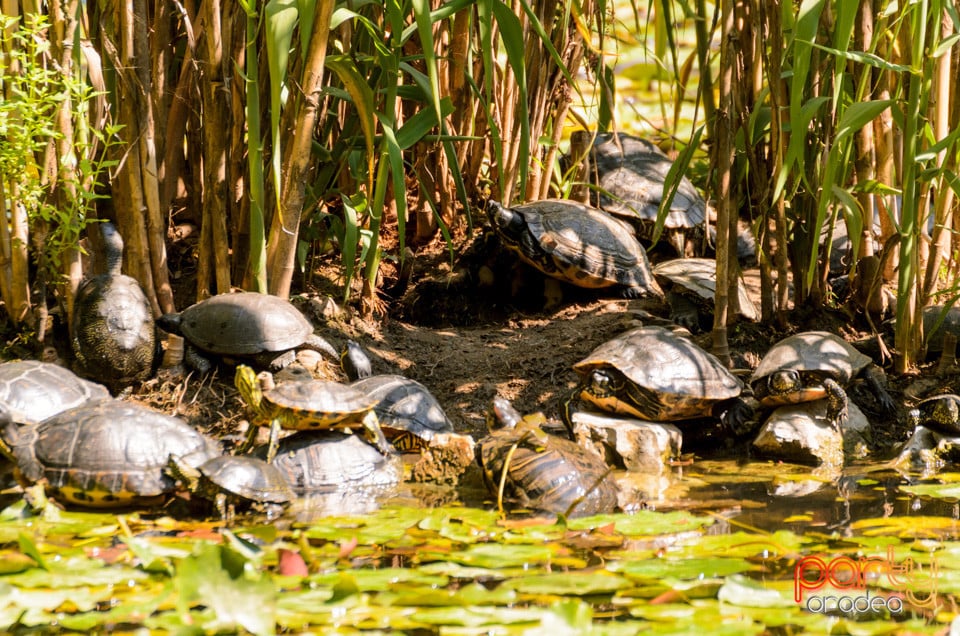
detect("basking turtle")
(0, 360), (110, 425)
(71, 222), (156, 392)
(652, 258), (759, 332)
(254, 430), (403, 493)
(565, 326), (752, 434)
(750, 331), (896, 431)
(485, 199), (663, 299)
(157, 292), (337, 374)
(921, 305), (960, 359)
(569, 131), (707, 256)
(234, 364), (390, 462)
(0, 401), (221, 508)
(907, 394), (960, 437)
(341, 340), (455, 451)
(476, 396), (618, 518)
(167, 454), (294, 520)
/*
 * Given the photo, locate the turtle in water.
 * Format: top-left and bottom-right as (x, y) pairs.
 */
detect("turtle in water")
(71, 222), (156, 393)
(476, 396), (618, 518)
(750, 331), (896, 431)
(234, 364), (390, 462)
(167, 454), (294, 521)
(0, 359), (111, 425)
(341, 340), (455, 451)
(485, 199), (663, 300)
(0, 401), (221, 508)
(565, 326), (753, 435)
(157, 292), (338, 374)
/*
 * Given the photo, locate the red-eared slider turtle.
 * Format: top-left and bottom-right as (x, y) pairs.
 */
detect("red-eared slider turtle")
(565, 326), (752, 434)
(0, 401), (221, 508)
(157, 292), (337, 374)
(486, 199), (663, 299)
(652, 258), (759, 332)
(255, 430), (403, 492)
(341, 340), (455, 451)
(750, 331), (896, 431)
(234, 364), (390, 462)
(71, 222), (156, 393)
(570, 131), (707, 257)
(0, 360), (111, 425)
(167, 454), (294, 520)
(908, 394), (960, 437)
(477, 397), (618, 518)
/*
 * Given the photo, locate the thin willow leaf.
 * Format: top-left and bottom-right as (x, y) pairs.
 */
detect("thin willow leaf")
(324, 56), (376, 162)
(411, 0), (444, 129)
(835, 99), (894, 144)
(264, 0), (299, 212)
(491, 0), (529, 198)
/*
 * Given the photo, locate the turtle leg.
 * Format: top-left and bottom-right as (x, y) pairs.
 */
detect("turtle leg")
(236, 421), (262, 456)
(861, 363), (896, 414)
(559, 386), (583, 439)
(715, 398), (756, 437)
(266, 420), (282, 464)
(184, 345), (213, 375)
(822, 378), (849, 432)
(359, 411), (392, 455)
(301, 334), (339, 360)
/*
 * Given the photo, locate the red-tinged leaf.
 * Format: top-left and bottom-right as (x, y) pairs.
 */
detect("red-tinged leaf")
(278, 548), (308, 576)
(338, 536), (359, 559)
(84, 545), (129, 564)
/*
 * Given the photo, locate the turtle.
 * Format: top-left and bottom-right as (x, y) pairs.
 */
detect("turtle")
(476, 396), (618, 518)
(907, 394), (960, 437)
(71, 222), (156, 393)
(341, 340), (455, 451)
(568, 131), (707, 257)
(749, 331), (896, 432)
(234, 364), (391, 463)
(0, 401), (221, 508)
(156, 292), (338, 375)
(0, 360), (111, 425)
(167, 454), (294, 520)
(253, 430), (403, 493)
(565, 325), (753, 434)
(652, 257), (759, 332)
(485, 198), (664, 299)
(921, 305), (960, 360)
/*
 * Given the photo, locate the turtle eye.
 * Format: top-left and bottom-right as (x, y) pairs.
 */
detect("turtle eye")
(590, 370), (613, 392)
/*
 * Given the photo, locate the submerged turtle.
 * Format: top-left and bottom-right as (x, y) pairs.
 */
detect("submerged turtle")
(652, 258), (759, 332)
(476, 396), (618, 518)
(234, 364), (390, 462)
(750, 331), (896, 431)
(907, 394), (960, 437)
(569, 131), (707, 257)
(341, 340), (455, 451)
(565, 326), (752, 434)
(167, 454), (294, 520)
(72, 222), (156, 392)
(0, 360), (110, 425)
(255, 430), (403, 493)
(157, 292), (337, 374)
(485, 199), (663, 299)
(0, 401), (221, 508)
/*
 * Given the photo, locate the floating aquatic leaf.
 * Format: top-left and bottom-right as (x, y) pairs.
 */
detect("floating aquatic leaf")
(851, 516), (960, 537)
(309, 567), (447, 592)
(447, 542), (579, 569)
(610, 556), (755, 581)
(670, 530), (808, 559)
(300, 507), (422, 544)
(0, 550), (34, 574)
(3, 554), (146, 588)
(716, 574), (795, 608)
(122, 535), (191, 574)
(411, 604), (547, 627)
(568, 510), (713, 536)
(503, 571), (632, 596)
(416, 506), (501, 542)
(900, 483), (960, 500)
(382, 581), (518, 607)
(415, 560), (510, 581)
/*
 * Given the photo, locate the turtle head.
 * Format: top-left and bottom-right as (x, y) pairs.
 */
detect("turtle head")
(767, 369), (802, 396)
(487, 396), (523, 431)
(587, 369), (620, 398)
(342, 340), (373, 381)
(0, 404), (17, 462)
(234, 365), (263, 409)
(907, 407), (921, 430)
(166, 454), (202, 493)
(485, 201), (527, 247)
(156, 312), (183, 335)
(932, 398), (960, 428)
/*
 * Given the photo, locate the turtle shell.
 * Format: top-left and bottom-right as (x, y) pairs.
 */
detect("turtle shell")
(256, 430), (403, 493)
(6, 401), (221, 507)
(652, 258), (759, 322)
(488, 199), (663, 297)
(749, 331), (872, 404)
(0, 360), (110, 425)
(572, 326), (742, 421)
(196, 455), (294, 504)
(922, 305), (960, 355)
(477, 408), (617, 518)
(165, 292), (314, 355)
(263, 379), (379, 430)
(908, 394), (960, 437)
(576, 131), (707, 231)
(350, 374), (454, 449)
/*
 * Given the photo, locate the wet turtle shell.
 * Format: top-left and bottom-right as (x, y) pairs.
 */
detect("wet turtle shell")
(0, 360), (110, 425)
(652, 257), (759, 332)
(255, 430), (403, 493)
(157, 292), (336, 373)
(568, 326), (746, 429)
(908, 394), (960, 437)
(477, 397), (618, 518)
(342, 340), (454, 450)
(486, 199), (663, 299)
(178, 455), (295, 512)
(72, 222), (156, 392)
(1, 401), (221, 508)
